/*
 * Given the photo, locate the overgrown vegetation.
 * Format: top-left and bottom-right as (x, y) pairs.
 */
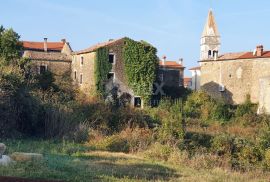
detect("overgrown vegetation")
(94, 47), (111, 97)
(1, 25), (270, 181)
(123, 38), (158, 103)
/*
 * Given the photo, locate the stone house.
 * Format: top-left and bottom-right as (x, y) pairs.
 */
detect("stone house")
(22, 38), (72, 76)
(72, 38), (185, 106)
(158, 56), (184, 88)
(151, 55), (185, 101)
(72, 38), (144, 107)
(199, 10), (270, 114)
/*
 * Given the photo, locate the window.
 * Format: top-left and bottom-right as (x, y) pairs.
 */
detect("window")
(39, 65), (47, 74)
(107, 72), (115, 80)
(109, 53), (115, 64)
(74, 71), (77, 79)
(80, 74), (83, 84)
(80, 56), (84, 66)
(208, 50), (212, 58)
(134, 97), (142, 108)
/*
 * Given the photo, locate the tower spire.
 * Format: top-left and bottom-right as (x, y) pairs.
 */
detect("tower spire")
(202, 10), (220, 37)
(200, 9), (221, 61)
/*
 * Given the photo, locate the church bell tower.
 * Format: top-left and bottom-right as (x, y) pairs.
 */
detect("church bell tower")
(200, 10), (221, 61)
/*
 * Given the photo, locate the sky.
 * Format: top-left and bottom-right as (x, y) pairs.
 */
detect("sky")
(1, 0), (270, 76)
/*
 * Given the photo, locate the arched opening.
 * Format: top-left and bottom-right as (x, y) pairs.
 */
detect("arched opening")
(213, 51), (218, 59)
(208, 50), (212, 58)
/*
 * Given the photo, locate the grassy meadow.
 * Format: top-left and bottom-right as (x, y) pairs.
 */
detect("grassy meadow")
(0, 139), (270, 182)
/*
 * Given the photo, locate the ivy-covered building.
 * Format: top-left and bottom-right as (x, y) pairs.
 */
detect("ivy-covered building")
(72, 37), (158, 108)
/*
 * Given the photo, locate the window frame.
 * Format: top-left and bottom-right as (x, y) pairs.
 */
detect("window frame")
(74, 70), (77, 80)
(80, 56), (84, 66)
(80, 73), (83, 84)
(107, 72), (115, 81)
(109, 53), (116, 64)
(38, 65), (48, 74)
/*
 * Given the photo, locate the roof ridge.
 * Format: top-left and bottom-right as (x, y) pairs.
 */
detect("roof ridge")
(74, 37), (126, 55)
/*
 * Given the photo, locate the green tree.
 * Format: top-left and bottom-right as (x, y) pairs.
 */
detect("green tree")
(0, 26), (22, 65)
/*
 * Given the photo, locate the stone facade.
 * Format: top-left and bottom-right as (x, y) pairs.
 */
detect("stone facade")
(200, 10), (270, 112)
(72, 52), (96, 94)
(31, 60), (71, 76)
(22, 39), (72, 77)
(201, 57), (270, 104)
(258, 77), (270, 114)
(72, 38), (134, 104)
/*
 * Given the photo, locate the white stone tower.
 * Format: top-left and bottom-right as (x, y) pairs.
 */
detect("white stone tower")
(200, 10), (221, 61)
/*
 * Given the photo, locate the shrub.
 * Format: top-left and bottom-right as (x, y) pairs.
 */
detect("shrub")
(210, 102), (232, 122)
(231, 137), (262, 170)
(235, 95), (256, 117)
(96, 135), (129, 153)
(144, 143), (173, 161)
(184, 132), (213, 154)
(157, 99), (185, 145)
(234, 113), (259, 127)
(184, 91), (212, 119)
(258, 130), (270, 150)
(211, 134), (233, 156)
(264, 149), (270, 169)
(72, 122), (90, 143)
(120, 127), (153, 152)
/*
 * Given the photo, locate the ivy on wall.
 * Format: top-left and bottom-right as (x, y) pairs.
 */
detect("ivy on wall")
(123, 38), (158, 103)
(94, 47), (111, 97)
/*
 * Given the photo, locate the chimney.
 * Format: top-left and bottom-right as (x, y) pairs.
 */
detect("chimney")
(256, 45), (263, 57)
(178, 58), (183, 65)
(44, 38), (48, 52)
(61, 39), (66, 43)
(162, 55), (166, 65)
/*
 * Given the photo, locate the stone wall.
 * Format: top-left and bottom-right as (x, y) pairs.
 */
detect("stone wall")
(107, 40), (134, 98)
(158, 68), (184, 87)
(257, 77), (270, 114)
(200, 58), (270, 104)
(72, 52), (96, 94)
(71, 39), (134, 99)
(31, 60), (71, 76)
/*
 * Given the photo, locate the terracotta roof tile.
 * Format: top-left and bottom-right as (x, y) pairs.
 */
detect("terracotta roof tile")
(22, 41), (64, 51)
(201, 50), (270, 62)
(74, 38), (125, 55)
(218, 52), (247, 60)
(159, 61), (184, 69)
(184, 77), (192, 82)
